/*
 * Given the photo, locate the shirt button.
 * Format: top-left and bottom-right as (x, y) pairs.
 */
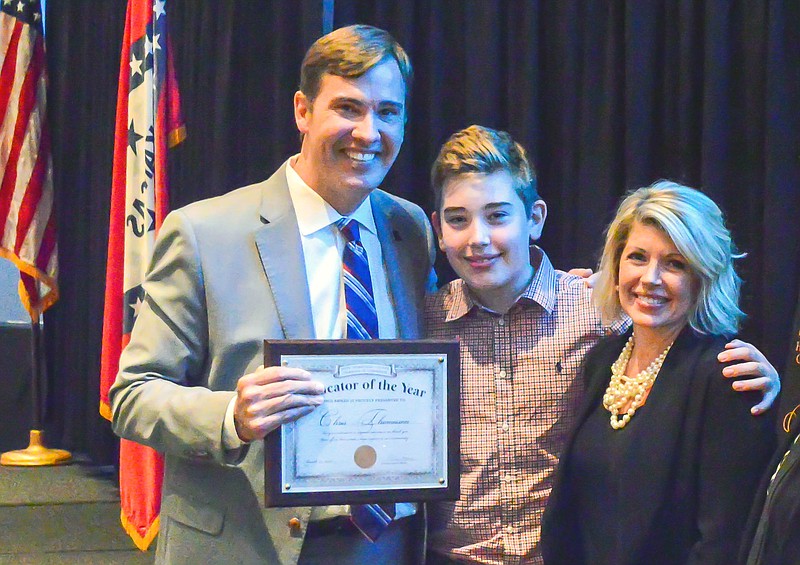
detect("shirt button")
(502, 422), (510, 431)
(506, 525), (513, 534)
(498, 317), (505, 326)
(498, 370), (506, 378)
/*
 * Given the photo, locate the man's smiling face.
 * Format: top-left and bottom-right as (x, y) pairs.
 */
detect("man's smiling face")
(293, 58), (406, 215)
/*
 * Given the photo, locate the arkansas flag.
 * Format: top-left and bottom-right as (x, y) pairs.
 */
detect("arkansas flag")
(0, 0), (58, 320)
(99, 0), (185, 551)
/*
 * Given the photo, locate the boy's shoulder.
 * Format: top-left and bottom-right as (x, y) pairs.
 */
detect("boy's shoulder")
(553, 269), (594, 296)
(545, 269), (609, 332)
(552, 269), (629, 335)
(542, 268), (594, 307)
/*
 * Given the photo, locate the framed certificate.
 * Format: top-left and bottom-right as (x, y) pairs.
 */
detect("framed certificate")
(263, 339), (460, 507)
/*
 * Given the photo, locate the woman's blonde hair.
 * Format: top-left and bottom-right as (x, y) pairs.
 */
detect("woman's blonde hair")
(593, 180), (744, 336)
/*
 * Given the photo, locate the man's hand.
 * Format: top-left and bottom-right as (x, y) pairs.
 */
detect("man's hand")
(234, 366), (325, 442)
(719, 339), (781, 415)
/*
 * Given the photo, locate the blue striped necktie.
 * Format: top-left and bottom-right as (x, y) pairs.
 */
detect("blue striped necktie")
(337, 218), (378, 340)
(336, 218), (395, 541)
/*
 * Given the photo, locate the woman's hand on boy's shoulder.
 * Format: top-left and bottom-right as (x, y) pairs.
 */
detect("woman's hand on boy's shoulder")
(567, 267), (599, 288)
(719, 339), (780, 415)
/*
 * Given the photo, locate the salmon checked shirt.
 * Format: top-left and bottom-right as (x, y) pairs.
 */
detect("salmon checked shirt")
(425, 248), (628, 565)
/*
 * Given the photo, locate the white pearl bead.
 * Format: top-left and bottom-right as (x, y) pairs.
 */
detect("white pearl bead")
(603, 334), (673, 430)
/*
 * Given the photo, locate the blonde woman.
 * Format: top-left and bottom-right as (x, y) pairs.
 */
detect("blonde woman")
(541, 181), (775, 565)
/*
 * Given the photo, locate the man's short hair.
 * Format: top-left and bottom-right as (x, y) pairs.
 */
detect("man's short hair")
(593, 180), (745, 336)
(431, 125), (540, 213)
(300, 24), (412, 104)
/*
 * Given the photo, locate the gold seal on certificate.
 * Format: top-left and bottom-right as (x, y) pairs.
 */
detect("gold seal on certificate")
(354, 445), (377, 469)
(263, 339), (460, 507)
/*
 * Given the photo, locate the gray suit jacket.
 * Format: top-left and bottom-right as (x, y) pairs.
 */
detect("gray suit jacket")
(109, 163), (436, 564)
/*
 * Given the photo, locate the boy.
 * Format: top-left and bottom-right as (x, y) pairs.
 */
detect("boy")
(424, 125), (778, 564)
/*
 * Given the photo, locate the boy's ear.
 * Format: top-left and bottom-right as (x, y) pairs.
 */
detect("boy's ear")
(528, 200), (547, 241)
(431, 211), (446, 252)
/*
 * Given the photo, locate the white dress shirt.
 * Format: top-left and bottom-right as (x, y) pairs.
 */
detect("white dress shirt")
(284, 158), (398, 340)
(222, 157), (397, 443)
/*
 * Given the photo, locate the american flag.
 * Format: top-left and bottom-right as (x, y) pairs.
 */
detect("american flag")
(100, 0), (184, 551)
(0, 0), (58, 320)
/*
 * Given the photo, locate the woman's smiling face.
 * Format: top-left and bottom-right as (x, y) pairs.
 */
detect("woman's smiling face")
(617, 221), (699, 342)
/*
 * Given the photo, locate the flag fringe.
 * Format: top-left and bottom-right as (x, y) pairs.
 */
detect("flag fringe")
(168, 125), (186, 148)
(99, 400), (112, 422)
(0, 247), (58, 320)
(121, 508), (160, 552)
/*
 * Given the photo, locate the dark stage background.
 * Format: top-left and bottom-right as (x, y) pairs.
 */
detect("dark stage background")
(39, 1), (800, 465)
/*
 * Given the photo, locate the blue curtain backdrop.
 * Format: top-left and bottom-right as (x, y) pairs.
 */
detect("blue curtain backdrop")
(41, 1), (800, 464)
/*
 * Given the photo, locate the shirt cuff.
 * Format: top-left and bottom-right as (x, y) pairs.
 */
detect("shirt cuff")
(395, 502), (417, 519)
(223, 396), (247, 450)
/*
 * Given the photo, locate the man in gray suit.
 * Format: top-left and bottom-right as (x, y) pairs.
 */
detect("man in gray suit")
(110, 25), (434, 564)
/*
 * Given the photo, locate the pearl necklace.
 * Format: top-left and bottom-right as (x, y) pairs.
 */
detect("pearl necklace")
(603, 334), (673, 430)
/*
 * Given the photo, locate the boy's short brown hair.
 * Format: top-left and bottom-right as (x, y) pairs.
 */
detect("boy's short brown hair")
(431, 125), (539, 213)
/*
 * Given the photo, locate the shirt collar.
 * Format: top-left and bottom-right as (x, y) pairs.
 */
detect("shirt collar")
(285, 156), (376, 236)
(521, 246), (557, 313)
(443, 246), (558, 322)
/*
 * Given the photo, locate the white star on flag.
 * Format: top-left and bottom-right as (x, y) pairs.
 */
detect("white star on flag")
(129, 295), (143, 319)
(129, 53), (143, 76)
(153, 0), (166, 19)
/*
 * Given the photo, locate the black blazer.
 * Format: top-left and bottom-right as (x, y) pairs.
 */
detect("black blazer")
(741, 416), (800, 564)
(541, 327), (775, 565)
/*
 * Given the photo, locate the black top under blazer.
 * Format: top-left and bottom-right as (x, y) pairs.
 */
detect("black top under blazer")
(541, 326), (775, 565)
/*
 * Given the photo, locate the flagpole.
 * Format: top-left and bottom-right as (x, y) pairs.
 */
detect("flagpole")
(30, 316), (42, 428)
(1, 314), (71, 466)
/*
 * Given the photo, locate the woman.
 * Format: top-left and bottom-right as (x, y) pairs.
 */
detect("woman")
(743, 408), (800, 564)
(540, 181), (775, 564)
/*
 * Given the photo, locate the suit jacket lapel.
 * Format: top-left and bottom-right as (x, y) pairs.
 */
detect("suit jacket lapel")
(253, 165), (315, 340)
(371, 192), (423, 339)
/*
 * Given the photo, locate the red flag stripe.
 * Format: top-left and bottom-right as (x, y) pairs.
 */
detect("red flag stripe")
(0, 30), (40, 242)
(119, 439), (163, 546)
(14, 112), (48, 257)
(0, 17), (23, 131)
(11, 46), (48, 229)
(0, 5), (57, 320)
(34, 205), (56, 274)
